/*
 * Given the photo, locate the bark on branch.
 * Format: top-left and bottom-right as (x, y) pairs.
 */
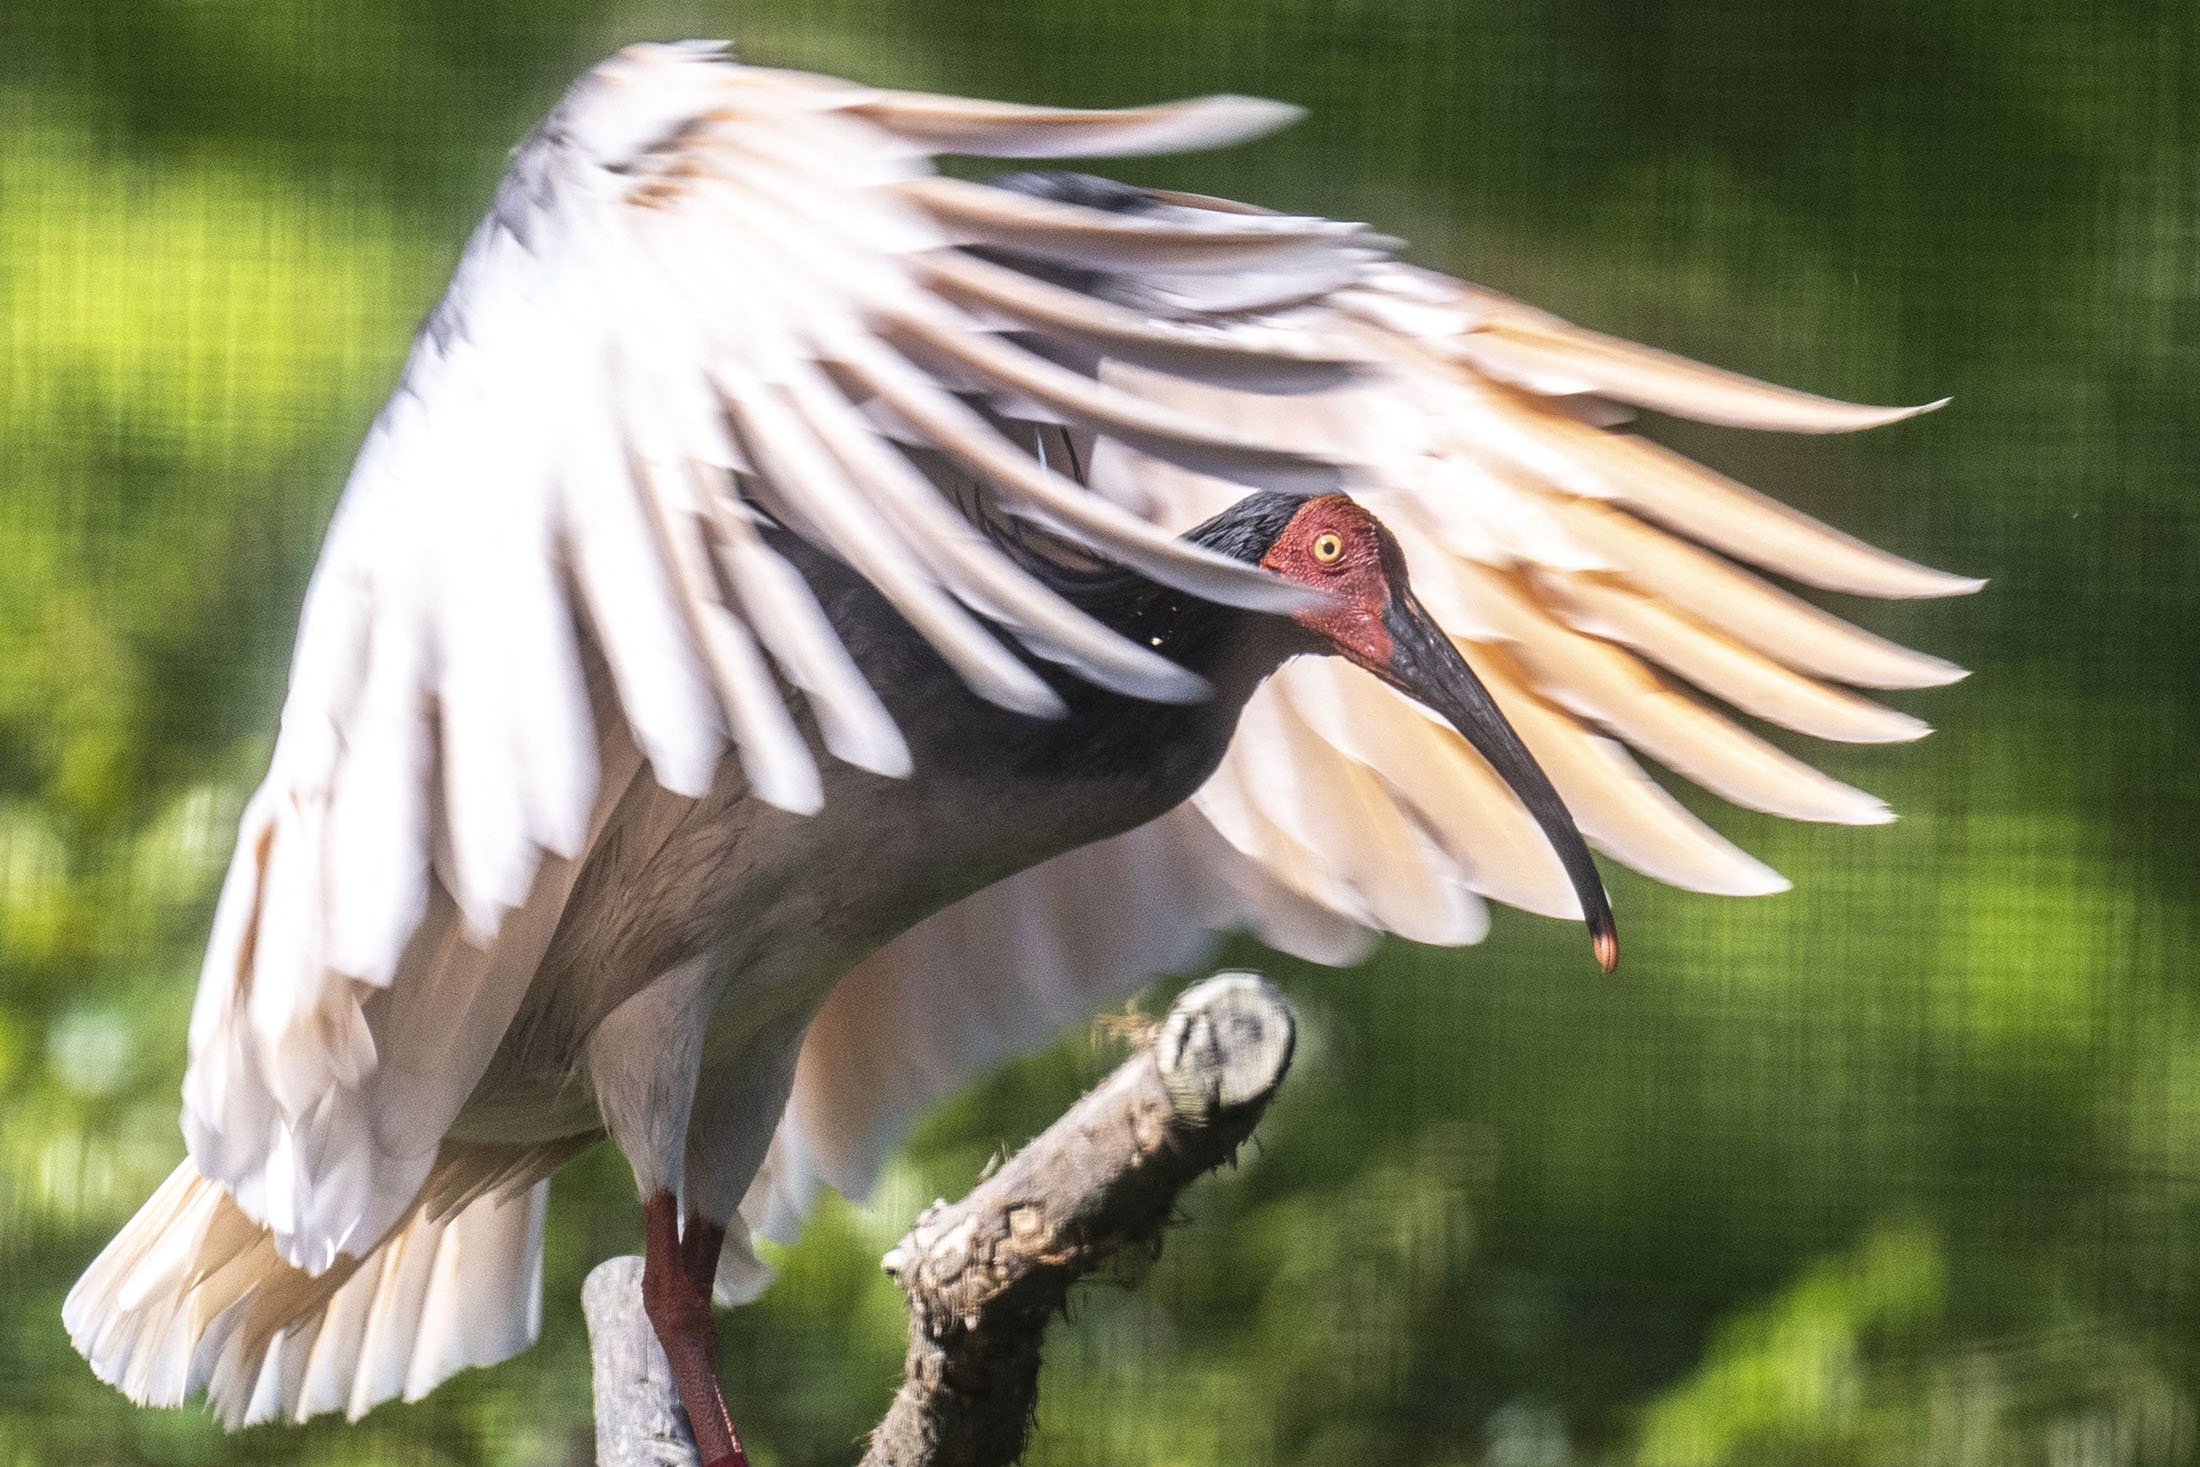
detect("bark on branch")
(861, 971), (1296, 1467)
(583, 971), (1297, 1467)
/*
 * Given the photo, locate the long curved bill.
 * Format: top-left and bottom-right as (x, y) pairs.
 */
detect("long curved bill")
(1376, 591), (1619, 972)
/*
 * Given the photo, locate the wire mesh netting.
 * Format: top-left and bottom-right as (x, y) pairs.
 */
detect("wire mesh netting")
(2, 2), (2197, 1464)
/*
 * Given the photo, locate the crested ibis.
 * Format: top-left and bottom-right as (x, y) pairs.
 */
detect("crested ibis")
(64, 41), (1977, 1463)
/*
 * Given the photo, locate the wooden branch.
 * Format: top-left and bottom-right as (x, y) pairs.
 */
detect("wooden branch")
(582, 971), (1297, 1467)
(860, 971), (1296, 1467)
(583, 1256), (699, 1467)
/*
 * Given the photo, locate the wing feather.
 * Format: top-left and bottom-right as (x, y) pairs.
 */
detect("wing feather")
(915, 250), (1358, 392)
(1507, 401), (1982, 599)
(1425, 274), (1945, 434)
(705, 500), (914, 778)
(844, 88), (1305, 158)
(1541, 496), (1971, 689)
(1539, 573), (1929, 745)
(1443, 559), (1892, 825)
(890, 175), (1370, 271)
(1276, 660), (1577, 919)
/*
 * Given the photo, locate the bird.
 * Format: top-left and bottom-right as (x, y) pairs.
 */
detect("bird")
(62, 40), (1978, 1464)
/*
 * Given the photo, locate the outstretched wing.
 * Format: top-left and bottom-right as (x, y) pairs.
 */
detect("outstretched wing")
(753, 212), (1978, 1238)
(181, 44), (1387, 1270)
(1140, 257), (1977, 920)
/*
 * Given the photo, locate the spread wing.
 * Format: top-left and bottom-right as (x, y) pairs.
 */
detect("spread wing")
(1142, 258), (1977, 915)
(754, 218), (1978, 1238)
(181, 43), (1389, 1270)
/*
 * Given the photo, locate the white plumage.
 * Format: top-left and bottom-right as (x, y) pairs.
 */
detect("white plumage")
(67, 40), (1976, 1430)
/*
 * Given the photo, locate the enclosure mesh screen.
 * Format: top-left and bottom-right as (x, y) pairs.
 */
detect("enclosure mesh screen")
(2, 2), (2196, 1463)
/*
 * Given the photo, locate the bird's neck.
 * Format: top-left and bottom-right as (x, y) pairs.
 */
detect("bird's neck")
(1025, 554), (1310, 793)
(1069, 575), (1304, 709)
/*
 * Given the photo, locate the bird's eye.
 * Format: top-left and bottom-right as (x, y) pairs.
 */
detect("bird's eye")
(1312, 531), (1345, 564)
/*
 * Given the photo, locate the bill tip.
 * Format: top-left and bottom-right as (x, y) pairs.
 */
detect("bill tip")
(1593, 927), (1619, 975)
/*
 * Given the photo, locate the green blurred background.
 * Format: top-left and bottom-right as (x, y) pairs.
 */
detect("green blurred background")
(3, 1), (2196, 1463)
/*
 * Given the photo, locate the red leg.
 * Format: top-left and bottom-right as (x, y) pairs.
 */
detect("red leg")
(680, 1213), (727, 1303)
(642, 1191), (749, 1467)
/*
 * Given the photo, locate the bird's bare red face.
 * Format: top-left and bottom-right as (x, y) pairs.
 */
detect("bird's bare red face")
(1260, 494), (1619, 973)
(1257, 496), (1404, 670)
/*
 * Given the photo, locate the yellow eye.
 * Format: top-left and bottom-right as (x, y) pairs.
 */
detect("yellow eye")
(1312, 531), (1345, 564)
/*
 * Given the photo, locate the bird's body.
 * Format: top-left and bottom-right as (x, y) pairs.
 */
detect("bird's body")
(454, 523), (1276, 1165)
(64, 41), (1979, 1452)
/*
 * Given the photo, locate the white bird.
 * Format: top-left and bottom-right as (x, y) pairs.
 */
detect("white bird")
(64, 41), (1977, 1464)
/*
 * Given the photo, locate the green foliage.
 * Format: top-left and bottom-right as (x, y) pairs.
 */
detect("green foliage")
(1636, 1221), (1947, 1466)
(2, 2), (2197, 1464)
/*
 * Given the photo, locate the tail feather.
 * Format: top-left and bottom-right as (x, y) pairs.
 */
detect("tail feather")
(67, 1158), (550, 1427)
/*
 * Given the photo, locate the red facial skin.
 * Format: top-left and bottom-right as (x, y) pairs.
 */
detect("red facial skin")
(1258, 495), (1400, 671)
(1257, 495), (1619, 976)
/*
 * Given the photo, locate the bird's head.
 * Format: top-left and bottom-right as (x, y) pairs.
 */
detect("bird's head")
(1245, 493), (1618, 972)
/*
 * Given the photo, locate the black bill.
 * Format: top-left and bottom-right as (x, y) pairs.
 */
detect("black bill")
(1377, 592), (1619, 973)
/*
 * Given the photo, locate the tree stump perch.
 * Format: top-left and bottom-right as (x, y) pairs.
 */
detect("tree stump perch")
(581, 972), (1297, 1467)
